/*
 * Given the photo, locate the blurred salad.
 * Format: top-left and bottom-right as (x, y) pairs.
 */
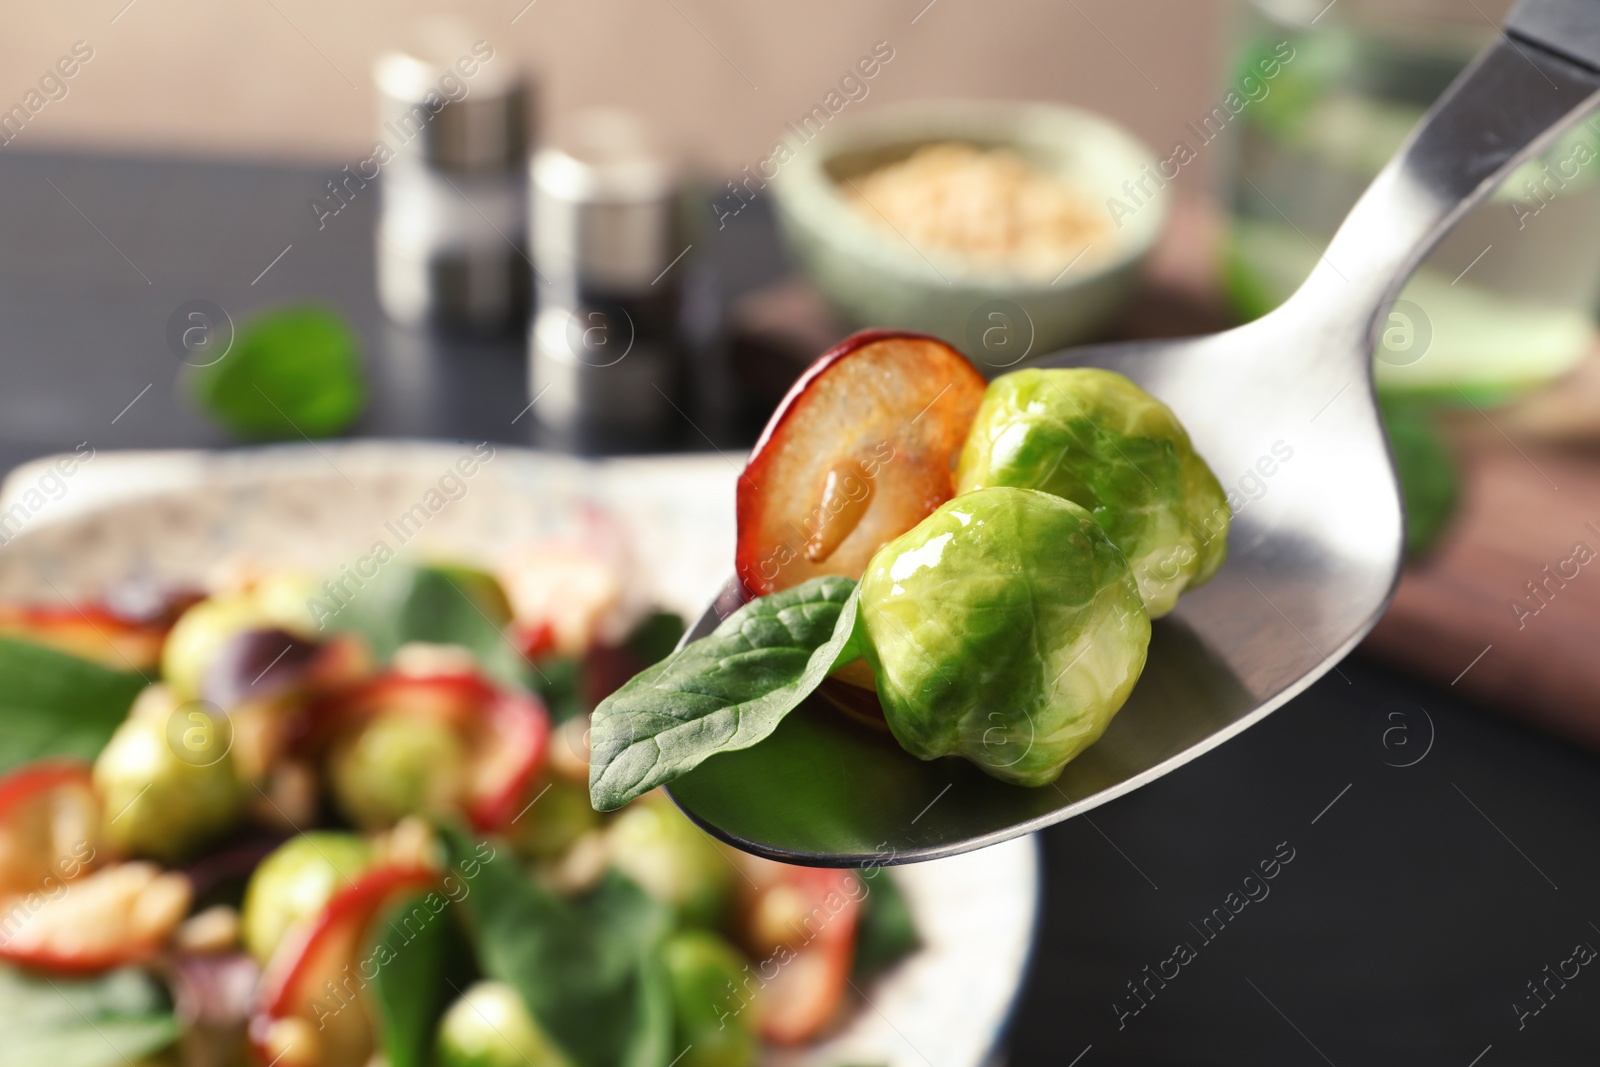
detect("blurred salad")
(0, 543), (918, 1067)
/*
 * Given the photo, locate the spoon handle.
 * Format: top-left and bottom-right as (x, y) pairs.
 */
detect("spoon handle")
(1289, 0), (1600, 346)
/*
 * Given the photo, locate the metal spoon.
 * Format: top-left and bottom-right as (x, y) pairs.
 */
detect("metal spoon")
(669, 0), (1600, 867)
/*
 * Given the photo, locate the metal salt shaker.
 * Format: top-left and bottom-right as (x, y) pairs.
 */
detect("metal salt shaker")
(374, 35), (533, 333)
(529, 109), (688, 449)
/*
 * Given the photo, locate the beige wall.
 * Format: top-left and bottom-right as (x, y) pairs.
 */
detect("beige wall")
(3, 0), (1228, 187)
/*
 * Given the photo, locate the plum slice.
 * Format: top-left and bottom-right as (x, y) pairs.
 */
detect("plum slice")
(0, 861), (192, 973)
(728, 854), (862, 1044)
(0, 760), (194, 973)
(0, 760), (102, 899)
(250, 864), (436, 1067)
(322, 671), (551, 833)
(0, 602), (172, 671)
(736, 330), (987, 597)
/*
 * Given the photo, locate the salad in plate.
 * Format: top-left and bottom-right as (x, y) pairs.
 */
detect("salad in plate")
(0, 541), (918, 1067)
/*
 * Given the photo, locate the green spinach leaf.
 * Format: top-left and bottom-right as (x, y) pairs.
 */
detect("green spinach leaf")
(369, 887), (473, 1067)
(588, 577), (863, 812)
(530, 654), (586, 724)
(851, 870), (920, 981)
(1381, 397), (1461, 559)
(323, 564), (528, 692)
(620, 951), (675, 1067)
(442, 827), (674, 1067)
(188, 305), (365, 440)
(0, 638), (146, 774)
(0, 965), (179, 1067)
(623, 612), (687, 667)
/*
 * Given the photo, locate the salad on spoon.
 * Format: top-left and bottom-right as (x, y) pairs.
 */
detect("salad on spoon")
(588, 330), (1228, 809)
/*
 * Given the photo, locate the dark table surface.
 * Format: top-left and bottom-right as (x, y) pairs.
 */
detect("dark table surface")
(3, 148), (1598, 1066)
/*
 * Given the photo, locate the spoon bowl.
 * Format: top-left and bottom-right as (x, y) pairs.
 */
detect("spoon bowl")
(670, 1), (1600, 866)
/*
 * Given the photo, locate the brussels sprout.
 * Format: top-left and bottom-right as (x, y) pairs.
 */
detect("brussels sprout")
(201, 627), (322, 710)
(956, 368), (1229, 617)
(662, 931), (758, 1067)
(161, 596), (275, 701)
(511, 778), (599, 862)
(161, 576), (322, 701)
(606, 798), (731, 926)
(859, 487), (1150, 787)
(240, 831), (373, 963)
(250, 570), (322, 634)
(437, 981), (571, 1067)
(328, 713), (467, 831)
(93, 686), (242, 862)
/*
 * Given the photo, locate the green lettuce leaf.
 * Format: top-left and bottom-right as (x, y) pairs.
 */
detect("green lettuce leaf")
(0, 638), (146, 774)
(851, 870), (921, 981)
(1381, 397), (1461, 559)
(442, 827), (674, 1067)
(187, 305), (365, 440)
(0, 965), (179, 1067)
(368, 887), (473, 1067)
(321, 563), (529, 692)
(588, 576), (863, 812)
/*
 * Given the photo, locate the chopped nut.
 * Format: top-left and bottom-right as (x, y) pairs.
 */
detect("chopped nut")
(546, 830), (609, 895)
(1, 862), (191, 961)
(249, 759), (318, 831)
(377, 815), (438, 870)
(392, 642), (482, 678)
(263, 1016), (321, 1067)
(175, 904), (241, 953)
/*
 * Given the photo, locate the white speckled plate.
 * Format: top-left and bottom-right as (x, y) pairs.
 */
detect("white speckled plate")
(0, 442), (1039, 1067)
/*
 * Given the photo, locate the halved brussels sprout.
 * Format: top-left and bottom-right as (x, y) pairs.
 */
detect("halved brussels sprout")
(859, 487), (1150, 787)
(511, 777), (598, 862)
(161, 573), (321, 701)
(240, 831), (373, 963)
(606, 797), (731, 927)
(161, 596), (274, 701)
(662, 931), (758, 1067)
(437, 980), (571, 1067)
(956, 368), (1229, 616)
(93, 686), (242, 862)
(328, 712), (468, 831)
(200, 627), (321, 710)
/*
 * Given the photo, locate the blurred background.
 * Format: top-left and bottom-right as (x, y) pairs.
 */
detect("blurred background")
(3, 1), (1226, 180)
(5, 0), (1600, 1063)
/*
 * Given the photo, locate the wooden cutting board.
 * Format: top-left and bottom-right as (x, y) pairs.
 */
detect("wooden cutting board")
(1361, 431), (1600, 750)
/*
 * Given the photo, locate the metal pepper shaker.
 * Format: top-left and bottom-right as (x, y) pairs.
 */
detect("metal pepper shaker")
(373, 26), (533, 334)
(529, 109), (689, 450)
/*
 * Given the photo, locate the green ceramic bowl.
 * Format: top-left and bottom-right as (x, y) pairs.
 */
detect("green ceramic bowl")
(770, 99), (1168, 373)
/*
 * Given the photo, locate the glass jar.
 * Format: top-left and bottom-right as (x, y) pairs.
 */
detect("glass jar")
(1226, 0), (1600, 400)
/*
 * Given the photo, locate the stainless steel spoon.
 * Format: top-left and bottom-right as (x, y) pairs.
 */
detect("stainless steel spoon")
(668, 0), (1600, 866)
